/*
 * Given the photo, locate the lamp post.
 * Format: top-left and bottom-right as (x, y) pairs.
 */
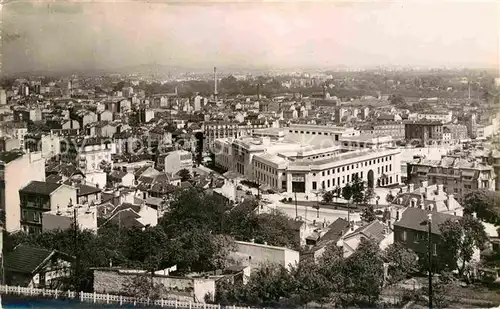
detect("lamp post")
(427, 214), (433, 309)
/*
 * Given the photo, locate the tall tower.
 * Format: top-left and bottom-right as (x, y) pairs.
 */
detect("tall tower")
(213, 67), (218, 102)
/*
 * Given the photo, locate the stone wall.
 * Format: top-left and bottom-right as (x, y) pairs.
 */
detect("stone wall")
(93, 270), (215, 302)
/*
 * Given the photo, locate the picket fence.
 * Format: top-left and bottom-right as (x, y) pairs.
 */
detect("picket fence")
(0, 285), (253, 309)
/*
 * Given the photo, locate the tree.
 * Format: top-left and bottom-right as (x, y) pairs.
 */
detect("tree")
(341, 183), (353, 201)
(322, 190), (334, 204)
(382, 208), (391, 223)
(361, 205), (377, 223)
(98, 160), (112, 173)
(350, 175), (365, 205)
(177, 168), (192, 182)
(363, 187), (376, 205)
(463, 190), (500, 224)
(290, 259), (331, 306)
(121, 273), (167, 301)
(241, 262), (296, 306)
(384, 243), (418, 284)
(385, 192), (395, 204)
(343, 238), (385, 306)
(439, 216), (488, 278)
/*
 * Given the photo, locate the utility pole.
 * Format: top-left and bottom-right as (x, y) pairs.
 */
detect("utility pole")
(294, 190), (298, 219)
(71, 199), (79, 297)
(145, 224), (154, 296)
(428, 214), (433, 309)
(315, 191), (320, 218)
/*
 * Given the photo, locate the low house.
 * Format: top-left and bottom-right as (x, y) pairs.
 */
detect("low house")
(303, 218), (350, 261)
(92, 268), (216, 303)
(102, 202), (158, 229)
(4, 245), (74, 288)
(228, 240), (300, 272)
(340, 220), (391, 258)
(108, 170), (135, 187)
(42, 205), (98, 233)
(74, 183), (102, 205)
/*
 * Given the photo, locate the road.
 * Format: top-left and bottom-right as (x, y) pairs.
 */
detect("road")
(262, 202), (361, 225)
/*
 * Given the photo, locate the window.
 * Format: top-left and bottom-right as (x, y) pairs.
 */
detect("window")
(312, 181), (317, 190)
(402, 231), (407, 242)
(33, 212), (40, 223)
(22, 210), (27, 221)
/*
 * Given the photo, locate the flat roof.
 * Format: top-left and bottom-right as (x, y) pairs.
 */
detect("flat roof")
(290, 148), (400, 168)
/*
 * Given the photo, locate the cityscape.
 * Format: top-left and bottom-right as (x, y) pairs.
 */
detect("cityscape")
(1, 1), (500, 309)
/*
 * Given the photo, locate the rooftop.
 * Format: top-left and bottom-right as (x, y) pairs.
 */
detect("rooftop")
(20, 181), (62, 196)
(394, 207), (458, 235)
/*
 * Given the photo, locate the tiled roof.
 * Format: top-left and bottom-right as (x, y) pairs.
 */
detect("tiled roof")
(109, 170), (127, 179)
(394, 207), (458, 235)
(46, 174), (62, 183)
(76, 184), (101, 196)
(318, 218), (350, 245)
(108, 209), (145, 229)
(346, 220), (387, 244)
(20, 181), (62, 196)
(4, 245), (72, 274)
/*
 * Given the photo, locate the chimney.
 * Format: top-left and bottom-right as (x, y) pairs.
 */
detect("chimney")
(437, 184), (444, 194)
(113, 190), (121, 206)
(409, 184), (415, 192)
(447, 194), (454, 207)
(421, 180), (428, 188)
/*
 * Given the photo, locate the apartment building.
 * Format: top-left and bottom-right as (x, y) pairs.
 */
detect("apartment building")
(164, 150), (193, 175)
(359, 121), (405, 140)
(416, 111), (453, 123)
(60, 137), (116, 173)
(19, 181), (77, 234)
(203, 120), (275, 151)
(0, 151), (46, 233)
(404, 120), (444, 146)
(406, 156), (496, 202)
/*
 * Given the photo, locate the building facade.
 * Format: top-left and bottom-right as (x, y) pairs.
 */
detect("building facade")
(405, 120), (444, 146)
(407, 156), (496, 202)
(215, 125), (401, 196)
(0, 151), (46, 232)
(19, 181), (77, 234)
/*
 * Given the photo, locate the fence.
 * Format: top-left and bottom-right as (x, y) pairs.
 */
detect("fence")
(0, 285), (252, 309)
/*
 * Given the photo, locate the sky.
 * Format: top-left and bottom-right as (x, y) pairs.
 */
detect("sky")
(2, 0), (500, 74)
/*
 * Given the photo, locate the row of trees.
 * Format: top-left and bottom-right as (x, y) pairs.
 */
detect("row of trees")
(214, 240), (418, 308)
(322, 175), (378, 222)
(5, 188), (299, 291)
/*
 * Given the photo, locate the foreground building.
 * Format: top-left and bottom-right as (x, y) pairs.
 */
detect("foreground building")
(0, 151), (46, 232)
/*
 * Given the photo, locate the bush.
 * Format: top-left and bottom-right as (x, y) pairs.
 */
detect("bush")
(287, 197), (293, 203)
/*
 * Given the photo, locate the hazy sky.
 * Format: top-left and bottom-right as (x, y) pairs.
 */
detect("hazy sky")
(2, 1), (500, 74)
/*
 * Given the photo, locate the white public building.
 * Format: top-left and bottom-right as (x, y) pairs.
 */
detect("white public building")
(214, 124), (401, 195)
